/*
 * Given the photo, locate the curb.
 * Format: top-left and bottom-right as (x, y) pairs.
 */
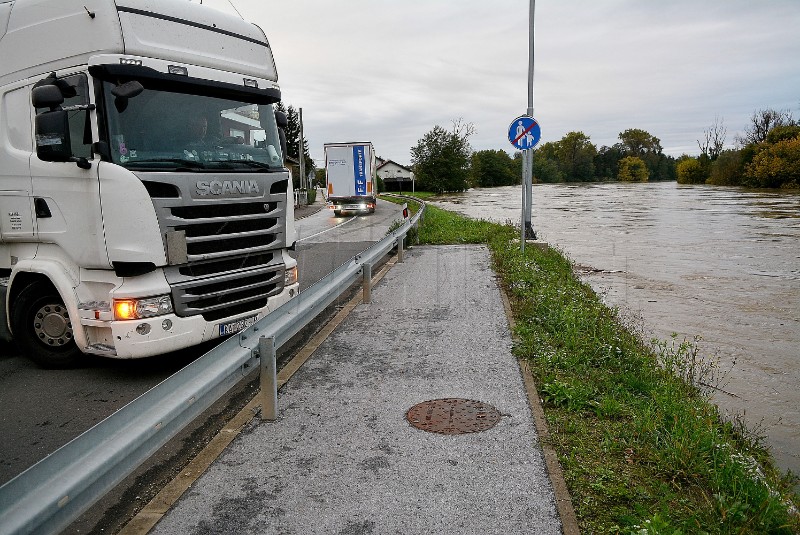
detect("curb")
(498, 282), (581, 534)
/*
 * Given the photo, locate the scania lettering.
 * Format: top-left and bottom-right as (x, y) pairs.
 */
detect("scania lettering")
(0, 0), (300, 368)
(195, 180), (261, 196)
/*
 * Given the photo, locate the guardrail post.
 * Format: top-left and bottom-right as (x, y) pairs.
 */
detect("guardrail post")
(362, 263), (372, 303)
(259, 336), (278, 421)
(397, 236), (405, 263)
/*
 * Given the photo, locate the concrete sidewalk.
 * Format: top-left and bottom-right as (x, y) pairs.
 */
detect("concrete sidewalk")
(149, 245), (563, 534)
(293, 187), (325, 220)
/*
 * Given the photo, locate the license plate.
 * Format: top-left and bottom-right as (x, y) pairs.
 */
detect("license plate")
(218, 314), (258, 336)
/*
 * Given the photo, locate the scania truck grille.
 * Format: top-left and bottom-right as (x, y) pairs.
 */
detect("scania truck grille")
(168, 201), (283, 261)
(144, 174), (290, 321)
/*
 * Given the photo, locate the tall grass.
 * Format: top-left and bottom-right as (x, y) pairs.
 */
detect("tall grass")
(393, 195), (800, 533)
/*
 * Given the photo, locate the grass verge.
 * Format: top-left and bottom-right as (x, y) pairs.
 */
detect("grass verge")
(385, 196), (800, 534)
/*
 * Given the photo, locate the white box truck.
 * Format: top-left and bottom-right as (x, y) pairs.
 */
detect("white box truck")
(0, 0), (299, 368)
(324, 142), (377, 216)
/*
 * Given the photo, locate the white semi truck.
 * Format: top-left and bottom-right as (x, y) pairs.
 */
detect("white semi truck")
(0, 0), (299, 368)
(324, 142), (377, 216)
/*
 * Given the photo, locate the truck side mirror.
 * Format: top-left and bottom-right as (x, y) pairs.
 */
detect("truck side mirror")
(31, 85), (64, 109)
(274, 110), (288, 160)
(274, 110), (288, 129)
(32, 84), (71, 162)
(35, 109), (73, 162)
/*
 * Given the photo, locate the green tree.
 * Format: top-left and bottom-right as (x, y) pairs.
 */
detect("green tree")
(511, 152), (523, 179)
(532, 152), (563, 183)
(314, 167), (326, 189)
(743, 135), (800, 188)
(618, 128), (674, 180)
(618, 128), (662, 155)
(676, 157), (706, 184)
(554, 131), (596, 181)
(617, 156), (649, 181)
(535, 140), (556, 159)
(594, 145), (624, 180)
(471, 149), (516, 187)
(507, 150), (563, 184)
(275, 102), (314, 184)
(766, 124), (800, 144)
(411, 120), (474, 193)
(707, 150), (743, 186)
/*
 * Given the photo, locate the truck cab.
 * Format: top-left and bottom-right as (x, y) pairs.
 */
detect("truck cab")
(0, 0), (299, 367)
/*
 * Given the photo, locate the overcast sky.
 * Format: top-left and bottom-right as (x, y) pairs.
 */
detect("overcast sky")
(202, 0), (798, 167)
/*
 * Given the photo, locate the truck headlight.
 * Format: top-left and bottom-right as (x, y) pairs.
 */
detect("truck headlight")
(114, 295), (174, 320)
(284, 266), (298, 286)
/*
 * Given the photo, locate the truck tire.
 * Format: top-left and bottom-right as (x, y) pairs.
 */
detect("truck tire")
(11, 282), (82, 369)
(333, 210), (342, 217)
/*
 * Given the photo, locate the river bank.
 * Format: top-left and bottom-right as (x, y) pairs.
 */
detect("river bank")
(389, 195), (799, 533)
(430, 182), (800, 479)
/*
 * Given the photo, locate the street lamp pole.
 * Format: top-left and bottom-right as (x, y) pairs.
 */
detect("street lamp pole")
(298, 107), (305, 193)
(523, 0), (536, 242)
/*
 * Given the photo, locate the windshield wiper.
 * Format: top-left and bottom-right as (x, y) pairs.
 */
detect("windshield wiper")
(216, 160), (275, 170)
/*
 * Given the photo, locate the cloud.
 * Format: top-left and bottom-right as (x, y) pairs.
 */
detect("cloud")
(212, 0), (799, 165)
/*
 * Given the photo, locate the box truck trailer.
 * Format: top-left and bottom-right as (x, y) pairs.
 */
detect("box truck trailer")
(0, 0), (299, 368)
(324, 142), (377, 216)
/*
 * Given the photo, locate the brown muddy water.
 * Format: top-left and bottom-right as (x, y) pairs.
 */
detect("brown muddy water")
(433, 182), (800, 477)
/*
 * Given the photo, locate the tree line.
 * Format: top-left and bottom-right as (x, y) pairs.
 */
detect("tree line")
(677, 109), (799, 189)
(411, 122), (677, 192)
(410, 107), (800, 193)
(274, 102), (314, 188)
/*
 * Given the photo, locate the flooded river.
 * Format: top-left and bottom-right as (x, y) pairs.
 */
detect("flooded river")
(433, 182), (800, 477)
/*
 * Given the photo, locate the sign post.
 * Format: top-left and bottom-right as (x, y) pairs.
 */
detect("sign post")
(508, 114), (540, 250)
(526, 0), (536, 247)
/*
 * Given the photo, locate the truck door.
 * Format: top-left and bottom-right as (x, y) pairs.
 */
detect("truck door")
(0, 82), (35, 248)
(29, 72), (107, 269)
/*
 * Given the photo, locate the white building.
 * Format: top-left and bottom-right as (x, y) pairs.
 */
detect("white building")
(377, 159), (414, 192)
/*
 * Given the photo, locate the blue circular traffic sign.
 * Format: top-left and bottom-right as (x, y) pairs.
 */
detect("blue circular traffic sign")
(508, 116), (541, 150)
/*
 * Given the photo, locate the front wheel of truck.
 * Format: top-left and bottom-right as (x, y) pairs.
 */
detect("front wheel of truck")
(11, 283), (82, 369)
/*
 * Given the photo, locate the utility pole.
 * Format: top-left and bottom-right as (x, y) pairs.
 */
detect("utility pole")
(523, 0), (537, 243)
(298, 107), (305, 193)
(509, 0), (539, 253)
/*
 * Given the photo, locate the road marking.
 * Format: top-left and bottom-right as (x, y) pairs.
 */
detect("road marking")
(297, 214), (357, 242)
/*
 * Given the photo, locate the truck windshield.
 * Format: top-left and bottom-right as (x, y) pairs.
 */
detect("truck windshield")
(100, 81), (284, 171)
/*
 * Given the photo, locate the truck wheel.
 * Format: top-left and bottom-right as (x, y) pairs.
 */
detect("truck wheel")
(334, 210), (342, 217)
(11, 283), (82, 369)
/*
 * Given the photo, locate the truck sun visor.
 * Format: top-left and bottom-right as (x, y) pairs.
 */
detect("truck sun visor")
(88, 64), (281, 104)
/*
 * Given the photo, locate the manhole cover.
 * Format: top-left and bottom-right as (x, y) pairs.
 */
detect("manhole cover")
(406, 398), (501, 435)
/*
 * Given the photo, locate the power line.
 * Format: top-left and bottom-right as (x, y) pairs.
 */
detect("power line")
(227, 0), (244, 19)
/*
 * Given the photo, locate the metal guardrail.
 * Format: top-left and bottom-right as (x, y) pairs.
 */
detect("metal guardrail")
(0, 196), (424, 535)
